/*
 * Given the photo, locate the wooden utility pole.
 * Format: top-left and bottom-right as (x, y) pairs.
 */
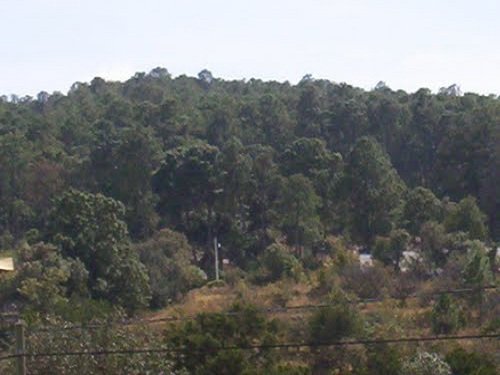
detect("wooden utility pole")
(15, 320), (26, 375)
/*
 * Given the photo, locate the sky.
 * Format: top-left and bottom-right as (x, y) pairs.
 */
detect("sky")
(1, 0), (499, 96)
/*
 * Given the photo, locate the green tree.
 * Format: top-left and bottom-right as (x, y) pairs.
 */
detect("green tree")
(372, 229), (410, 271)
(47, 189), (150, 311)
(153, 141), (221, 253)
(136, 228), (206, 308)
(461, 241), (494, 316)
(420, 221), (449, 267)
(165, 304), (279, 375)
(88, 126), (162, 239)
(308, 292), (363, 342)
(277, 174), (322, 255)
(431, 294), (462, 334)
(444, 196), (488, 240)
(257, 242), (302, 282)
(445, 348), (497, 375)
(365, 344), (402, 375)
(16, 243), (74, 311)
(403, 187), (442, 235)
(344, 137), (405, 244)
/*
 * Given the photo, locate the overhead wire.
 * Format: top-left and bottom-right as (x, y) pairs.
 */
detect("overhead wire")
(0, 332), (497, 361)
(28, 285), (498, 333)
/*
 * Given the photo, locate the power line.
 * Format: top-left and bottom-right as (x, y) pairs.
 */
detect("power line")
(29, 285), (498, 333)
(1, 332), (498, 361)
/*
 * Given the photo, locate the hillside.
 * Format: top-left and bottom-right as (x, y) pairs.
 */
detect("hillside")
(0, 70), (498, 374)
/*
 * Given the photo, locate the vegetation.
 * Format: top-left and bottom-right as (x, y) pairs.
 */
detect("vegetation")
(0, 70), (498, 373)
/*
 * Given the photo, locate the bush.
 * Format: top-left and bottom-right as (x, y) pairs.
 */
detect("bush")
(164, 303), (280, 374)
(137, 229), (206, 308)
(340, 262), (392, 299)
(254, 242), (302, 283)
(444, 196), (488, 240)
(309, 293), (363, 342)
(365, 344), (402, 375)
(431, 294), (463, 334)
(445, 348), (497, 375)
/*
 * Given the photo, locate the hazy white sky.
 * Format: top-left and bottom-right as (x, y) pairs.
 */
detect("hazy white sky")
(1, 0), (499, 96)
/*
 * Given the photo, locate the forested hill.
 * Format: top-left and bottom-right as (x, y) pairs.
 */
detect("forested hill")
(0, 68), (499, 373)
(1, 69), (498, 245)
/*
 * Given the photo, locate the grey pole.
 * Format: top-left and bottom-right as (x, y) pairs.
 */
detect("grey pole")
(15, 320), (26, 375)
(214, 236), (219, 281)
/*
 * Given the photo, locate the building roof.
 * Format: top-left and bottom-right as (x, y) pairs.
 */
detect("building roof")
(0, 258), (14, 271)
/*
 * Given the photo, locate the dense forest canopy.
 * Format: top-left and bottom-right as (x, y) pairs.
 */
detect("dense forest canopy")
(0, 69), (498, 374)
(1, 69), (497, 246)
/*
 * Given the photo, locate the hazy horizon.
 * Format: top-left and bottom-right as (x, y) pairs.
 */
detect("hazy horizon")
(2, 0), (499, 97)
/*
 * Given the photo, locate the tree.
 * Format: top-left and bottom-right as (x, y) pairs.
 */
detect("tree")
(420, 221), (449, 268)
(403, 187), (442, 235)
(308, 294), (362, 342)
(365, 344), (402, 375)
(372, 228), (410, 271)
(136, 229), (206, 308)
(344, 137), (405, 244)
(16, 243), (74, 311)
(257, 242), (302, 282)
(431, 294), (462, 334)
(198, 69), (214, 89)
(444, 196), (488, 240)
(87, 126), (162, 239)
(47, 189), (150, 311)
(277, 174), (322, 255)
(153, 141), (221, 248)
(165, 304), (279, 374)
(280, 137), (338, 179)
(446, 348), (497, 375)
(462, 242), (493, 287)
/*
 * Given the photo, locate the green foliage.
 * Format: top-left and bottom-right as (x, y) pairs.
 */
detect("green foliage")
(15, 243), (74, 311)
(420, 221), (449, 267)
(0, 70), (498, 373)
(255, 242), (302, 282)
(308, 292), (363, 342)
(431, 294), (463, 334)
(47, 189), (150, 312)
(340, 262), (392, 299)
(165, 304), (279, 374)
(137, 228), (206, 308)
(372, 228), (410, 270)
(445, 196), (488, 240)
(462, 241), (494, 288)
(445, 348), (497, 375)
(365, 344), (402, 375)
(277, 174), (322, 252)
(5, 322), (181, 375)
(344, 137), (406, 243)
(403, 187), (442, 235)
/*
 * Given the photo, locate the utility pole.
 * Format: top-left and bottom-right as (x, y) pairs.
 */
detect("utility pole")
(15, 320), (26, 375)
(213, 236), (219, 281)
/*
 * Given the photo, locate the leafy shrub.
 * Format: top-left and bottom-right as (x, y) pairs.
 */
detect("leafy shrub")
(431, 294), (463, 334)
(254, 242), (302, 283)
(373, 229), (410, 270)
(445, 348), (497, 375)
(137, 228), (206, 308)
(164, 303), (279, 374)
(309, 292), (363, 342)
(340, 262), (392, 299)
(365, 344), (402, 375)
